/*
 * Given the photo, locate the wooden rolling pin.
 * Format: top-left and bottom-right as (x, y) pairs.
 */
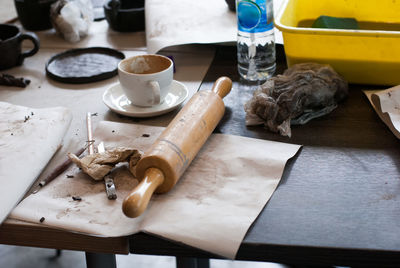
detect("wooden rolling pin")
(122, 76), (232, 218)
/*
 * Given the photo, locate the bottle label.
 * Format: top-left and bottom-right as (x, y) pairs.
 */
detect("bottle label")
(236, 0), (273, 33)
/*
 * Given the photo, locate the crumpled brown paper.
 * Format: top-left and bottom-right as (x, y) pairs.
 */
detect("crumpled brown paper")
(244, 63), (348, 137)
(364, 86), (400, 139)
(10, 121), (300, 259)
(68, 148), (141, 180)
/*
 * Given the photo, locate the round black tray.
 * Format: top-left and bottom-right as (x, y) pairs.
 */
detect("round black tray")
(46, 47), (125, 84)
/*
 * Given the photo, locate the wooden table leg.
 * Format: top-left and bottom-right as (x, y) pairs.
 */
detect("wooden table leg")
(85, 252), (116, 268)
(176, 257), (210, 268)
(196, 258), (210, 268)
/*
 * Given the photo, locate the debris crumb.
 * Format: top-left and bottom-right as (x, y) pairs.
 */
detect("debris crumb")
(0, 73), (31, 87)
(66, 174), (74, 178)
(72, 196), (82, 201)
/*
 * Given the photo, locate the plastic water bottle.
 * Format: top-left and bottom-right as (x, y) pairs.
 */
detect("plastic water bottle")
(236, 0), (276, 82)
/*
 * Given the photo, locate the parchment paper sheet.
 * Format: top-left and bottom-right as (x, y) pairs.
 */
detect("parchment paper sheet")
(29, 20), (147, 51)
(0, 101), (72, 224)
(145, 0), (236, 54)
(0, 0), (17, 23)
(11, 121), (300, 258)
(145, 0), (284, 53)
(13, 0), (282, 53)
(0, 45), (214, 157)
(364, 86), (400, 139)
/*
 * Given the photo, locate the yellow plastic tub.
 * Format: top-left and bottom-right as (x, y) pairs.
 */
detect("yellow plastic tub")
(275, 0), (400, 85)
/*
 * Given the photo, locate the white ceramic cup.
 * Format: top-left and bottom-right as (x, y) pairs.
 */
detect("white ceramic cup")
(118, 54), (173, 107)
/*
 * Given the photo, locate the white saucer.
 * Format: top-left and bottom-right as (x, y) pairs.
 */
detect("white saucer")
(103, 80), (188, 118)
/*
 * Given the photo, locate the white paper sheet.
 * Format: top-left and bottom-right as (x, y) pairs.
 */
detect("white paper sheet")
(145, 0), (237, 54)
(145, 0), (285, 53)
(10, 121), (300, 259)
(0, 102), (72, 224)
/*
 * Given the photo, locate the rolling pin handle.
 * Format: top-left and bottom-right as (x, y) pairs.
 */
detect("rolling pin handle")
(122, 168), (165, 218)
(212, 76), (232, 99)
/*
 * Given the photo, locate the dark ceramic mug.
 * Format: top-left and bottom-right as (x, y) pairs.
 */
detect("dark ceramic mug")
(104, 0), (145, 32)
(225, 0), (236, 11)
(14, 0), (57, 31)
(0, 24), (40, 70)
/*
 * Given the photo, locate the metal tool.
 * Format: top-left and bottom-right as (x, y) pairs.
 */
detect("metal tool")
(97, 141), (117, 200)
(86, 112), (95, 155)
(86, 112), (117, 200)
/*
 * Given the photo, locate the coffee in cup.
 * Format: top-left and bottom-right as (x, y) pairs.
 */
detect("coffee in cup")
(118, 54), (173, 107)
(0, 24), (40, 71)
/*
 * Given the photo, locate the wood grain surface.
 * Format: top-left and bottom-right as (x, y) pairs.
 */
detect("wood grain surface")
(0, 219), (129, 254)
(131, 45), (400, 267)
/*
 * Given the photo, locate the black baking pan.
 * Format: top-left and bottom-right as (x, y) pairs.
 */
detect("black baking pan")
(46, 47), (125, 84)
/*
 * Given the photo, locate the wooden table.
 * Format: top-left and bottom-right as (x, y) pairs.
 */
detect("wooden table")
(131, 45), (400, 267)
(2, 44), (400, 268)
